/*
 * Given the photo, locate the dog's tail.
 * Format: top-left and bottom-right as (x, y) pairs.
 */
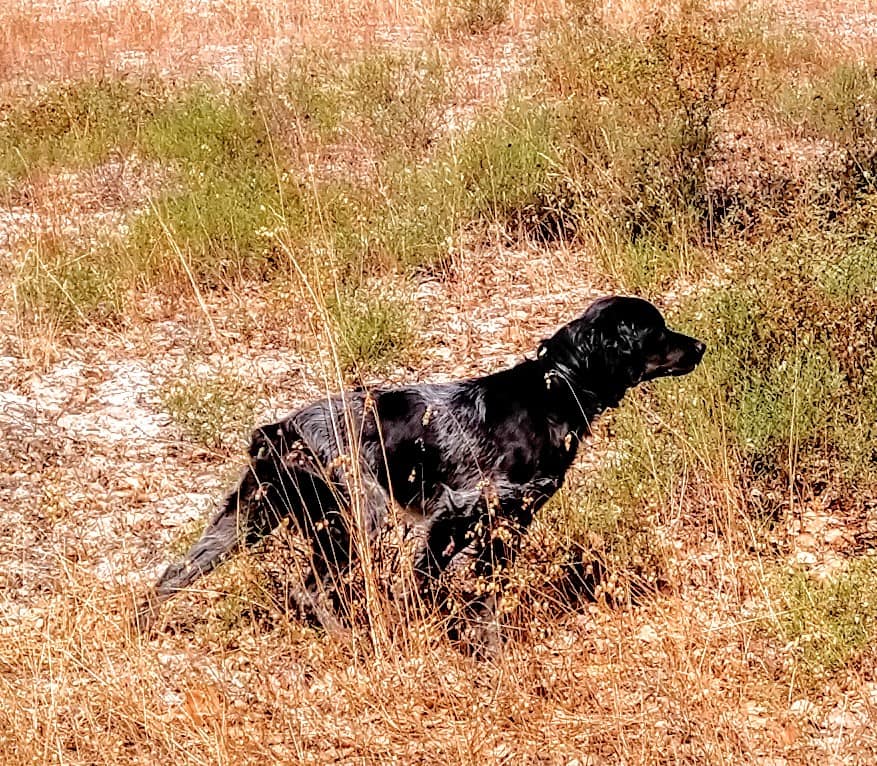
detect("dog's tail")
(133, 466), (264, 633)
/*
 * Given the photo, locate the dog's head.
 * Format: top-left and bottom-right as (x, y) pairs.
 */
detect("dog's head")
(539, 296), (705, 407)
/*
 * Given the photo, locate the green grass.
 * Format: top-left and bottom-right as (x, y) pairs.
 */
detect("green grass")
(774, 63), (877, 217)
(580, 211), (877, 547)
(712, 228), (877, 479)
(124, 85), (290, 285)
(344, 50), (447, 154)
(267, 55), (346, 144)
(0, 77), (162, 190)
(366, 158), (464, 269)
(597, 234), (705, 294)
(813, 230), (877, 299)
(778, 63), (877, 148)
(1, 54), (447, 297)
(122, 165), (291, 288)
(777, 557), (877, 681)
(454, 100), (572, 241)
(357, 98), (575, 270)
(15, 235), (125, 328)
(430, 0), (509, 35)
(532, 3), (776, 271)
(1, 47), (644, 305)
(541, 471), (667, 605)
(112, 81), (370, 289)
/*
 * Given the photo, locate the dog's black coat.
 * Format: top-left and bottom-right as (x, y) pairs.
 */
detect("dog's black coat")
(138, 296), (705, 632)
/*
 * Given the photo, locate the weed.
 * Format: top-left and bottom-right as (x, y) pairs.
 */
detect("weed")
(329, 287), (415, 376)
(777, 64), (877, 210)
(15, 236), (125, 328)
(455, 100), (573, 242)
(0, 77), (161, 188)
(115, 66), (448, 287)
(160, 366), (261, 450)
(430, 0), (508, 36)
(274, 54), (345, 143)
(356, 97), (575, 267)
(679, 219), (877, 492)
(835, 358), (877, 484)
(121, 86), (297, 286)
(779, 63), (877, 149)
(139, 85), (269, 167)
(538, 4), (762, 266)
(813, 232), (877, 300)
(734, 346), (842, 457)
(541, 469), (666, 605)
(358, 156), (463, 270)
(123, 167), (290, 287)
(597, 233), (704, 295)
(345, 50), (447, 154)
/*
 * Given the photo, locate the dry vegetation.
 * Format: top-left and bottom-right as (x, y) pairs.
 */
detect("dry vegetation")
(2, 0), (877, 763)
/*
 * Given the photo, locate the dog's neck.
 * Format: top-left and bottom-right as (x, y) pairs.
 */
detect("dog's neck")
(536, 352), (630, 427)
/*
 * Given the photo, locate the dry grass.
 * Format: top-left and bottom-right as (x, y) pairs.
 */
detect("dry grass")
(0, 0), (570, 86)
(3, 574), (849, 765)
(2, 1), (877, 764)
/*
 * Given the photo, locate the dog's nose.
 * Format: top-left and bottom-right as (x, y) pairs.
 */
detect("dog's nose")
(693, 340), (706, 359)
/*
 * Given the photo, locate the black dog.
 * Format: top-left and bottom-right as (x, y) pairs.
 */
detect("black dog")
(136, 296), (705, 635)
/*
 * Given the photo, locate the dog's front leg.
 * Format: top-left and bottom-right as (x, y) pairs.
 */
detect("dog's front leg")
(416, 478), (557, 655)
(412, 485), (482, 595)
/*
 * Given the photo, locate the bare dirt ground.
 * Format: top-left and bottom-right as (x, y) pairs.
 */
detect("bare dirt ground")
(1, 1), (877, 764)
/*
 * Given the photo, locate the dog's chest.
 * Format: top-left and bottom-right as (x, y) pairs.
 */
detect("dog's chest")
(494, 422), (578, 483)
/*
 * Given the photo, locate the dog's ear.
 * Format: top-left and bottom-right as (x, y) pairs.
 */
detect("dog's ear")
(606, 320), (647, 383)
(538, 321), (599, 374)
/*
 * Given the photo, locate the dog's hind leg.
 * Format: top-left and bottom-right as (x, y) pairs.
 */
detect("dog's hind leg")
(135, 449), (346, 633)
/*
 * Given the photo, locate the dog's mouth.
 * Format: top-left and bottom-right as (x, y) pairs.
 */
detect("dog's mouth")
(643, 363), (694, 380)
(666, 352), (705, 375)
(644, 335), (706, 380)
(664, 362), (698, 376)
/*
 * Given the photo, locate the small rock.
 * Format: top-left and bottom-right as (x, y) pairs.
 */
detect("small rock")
(790, 698), (818, 720)
(794, 550), (818, 565)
